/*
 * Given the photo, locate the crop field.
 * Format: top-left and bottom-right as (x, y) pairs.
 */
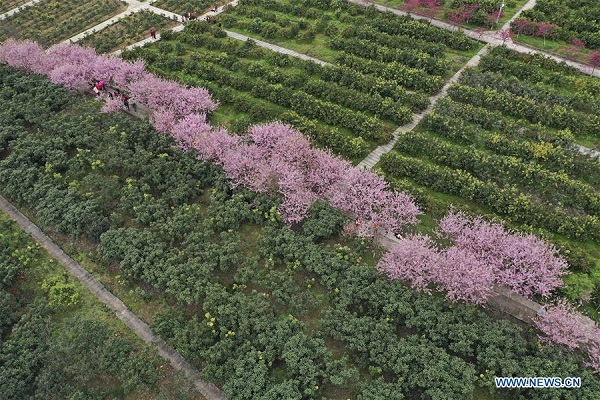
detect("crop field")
(381, 46), (600, 312)
(124, 25), (418, 161)
(218, 0), (480, 74)
(0, 206), (199, 399)
(124, 0), (481, 161)
(0, 0), (32, 14)
(0, 0), (127, 47)
(2, 0), (600, 397)
(2, 62), (599, 399)
(79, 10), (179, 53)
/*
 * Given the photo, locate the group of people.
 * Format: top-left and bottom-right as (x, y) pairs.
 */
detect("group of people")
(182, 4), (220, 24)
(182, 11), (199, 23)
(90, 79), (130, 111)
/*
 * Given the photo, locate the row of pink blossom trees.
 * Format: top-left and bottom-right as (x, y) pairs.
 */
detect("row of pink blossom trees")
(0, 38), (219, 120)
(378, 210), (600, 372)
(0, 39), (421, 236)
(378, 210), (568, 304)
(2, 39), (598, 372)
(165, 113), (422, 233)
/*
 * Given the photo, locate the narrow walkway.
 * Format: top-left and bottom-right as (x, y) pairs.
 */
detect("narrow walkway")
(499, 0), (537, 30)
(0, 195), (226, 400)
(121, 1), (330, 66)
(357, 45), (490, 169)
(572, 144), (600, 160)
(349, 0), (599, 78)
(224, 30), (330, 66)
(115, 0), (239, 54)
(0, 0), (45, 21)
(65, 0), (150, 44)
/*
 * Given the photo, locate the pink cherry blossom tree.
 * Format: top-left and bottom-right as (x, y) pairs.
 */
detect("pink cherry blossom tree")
(588, 52), (600, 74)
(329, 168), (420, 237)
(536, 22), (554, 47)
(535, 301), (600, 373)
(377, 234), (494, 304)
(511, 19), (531, 38)
(0, 39), (45, 73)
(498, 29), (514, 45)
(169, 114), (212, 151)
(437, 246), (494, 304)
(587, 333), (600, 373)
(438, 210), (567, 298)
(377, 234), (439, 291)
(447, 9), (470, 30)
(535, 301), (593, 350)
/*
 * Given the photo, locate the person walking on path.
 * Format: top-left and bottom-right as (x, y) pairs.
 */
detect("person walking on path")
(121, 93), (130, 111)
(150, 27), (157, 40)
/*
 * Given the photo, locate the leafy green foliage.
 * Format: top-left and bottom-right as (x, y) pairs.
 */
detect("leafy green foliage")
(80, 10), (177, 54)
(41, 275), (80, 307)
(301, 201), (347, 241)
(0, 0), (125, 47)
(2, 63), (600, 398)
(520, 0), (600, 48)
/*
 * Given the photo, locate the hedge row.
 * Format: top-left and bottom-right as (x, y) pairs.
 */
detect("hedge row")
(380, 152), (600, 242)
(421, 109), (600, 187)
(395, 131), (600, 216)
(447, 83), (600, 137)
(336, 52), (444, 94)
(459, 69), (600, 115)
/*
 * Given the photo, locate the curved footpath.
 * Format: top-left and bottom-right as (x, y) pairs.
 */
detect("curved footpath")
(0, 195), (226, 400)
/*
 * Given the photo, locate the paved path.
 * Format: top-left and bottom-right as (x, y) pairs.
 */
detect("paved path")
(357, 45), (491, 169)
(119, 0), (329, 67)
(0, 195), (225, 400)
(572, 144), (600, 160)
(65, 0), (151, 44)
(349, 0), (599, 78)
(0, 0), (44, 21)
(499, 0), (537, 30)
(114, 0), (239, 54)
(224, 30), (330, 66)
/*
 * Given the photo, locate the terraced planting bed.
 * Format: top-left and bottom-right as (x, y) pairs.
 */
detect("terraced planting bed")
(80, 10), (179, 53)
(0, 0), (32, 14)
(2, 62), (600, 399)
(0, 0), (126, 47)
(123, 24), (428, 161)
(381, 46), (600, 313)
(218, 0), (481, 75)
